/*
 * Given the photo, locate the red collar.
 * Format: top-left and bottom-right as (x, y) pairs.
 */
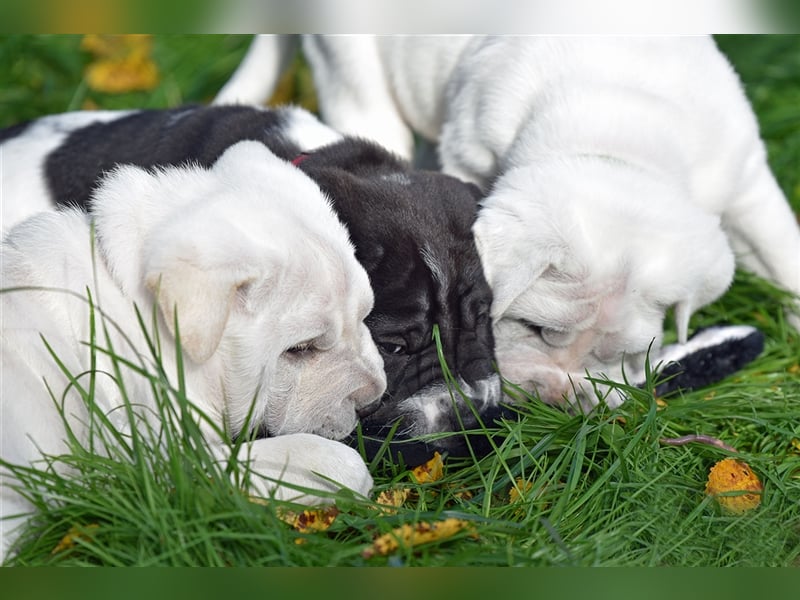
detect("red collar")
(291, 152), (310, 166)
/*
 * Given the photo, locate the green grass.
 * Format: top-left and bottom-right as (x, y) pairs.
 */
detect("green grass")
(1, 35), (799, 566)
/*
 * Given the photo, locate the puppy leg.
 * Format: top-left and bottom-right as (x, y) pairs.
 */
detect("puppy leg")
(213, 34), (298, 105)
(218, 433), (373, 504)
(301, 35), (415, 160)
(723, 167), (800, 329)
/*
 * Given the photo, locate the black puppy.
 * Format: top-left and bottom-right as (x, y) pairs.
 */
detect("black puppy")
(1, 104), (505, 464)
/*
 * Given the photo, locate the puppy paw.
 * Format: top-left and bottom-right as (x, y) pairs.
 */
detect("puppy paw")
(234, 433), (373, 504)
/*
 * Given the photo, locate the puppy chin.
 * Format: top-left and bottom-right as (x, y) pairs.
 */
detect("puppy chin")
(358, 373), (504, 457)
(395, 373), (503, 436)
(269, 406), (360, 441)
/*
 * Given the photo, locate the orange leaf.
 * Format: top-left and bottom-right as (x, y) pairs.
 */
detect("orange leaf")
(705, 458), (762, 514)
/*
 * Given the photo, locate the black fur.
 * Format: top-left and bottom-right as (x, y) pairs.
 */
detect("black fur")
(45, 105), (297, 205)
(651, 327), (765, 397)
(36, 105), (504, 463)
(279, 142), (506, 464)
(0, 120), (31, 144)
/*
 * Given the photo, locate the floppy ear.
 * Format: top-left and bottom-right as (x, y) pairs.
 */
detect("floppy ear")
(473, 216), (548, 319)
(142, 215), (274, 364)
(145, 258), (256, 364)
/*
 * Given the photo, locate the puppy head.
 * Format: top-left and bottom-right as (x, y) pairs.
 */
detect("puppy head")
(474, 156), (735, 409)
(96, 141), (386, 441)
(295, 140), (504, 461)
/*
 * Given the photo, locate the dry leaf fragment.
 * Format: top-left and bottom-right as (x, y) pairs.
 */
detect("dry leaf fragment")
(52, 523), (99, 555)
(508, 478), (533, 504)
(705, 458), (763, 514)
(411, 452), (444, 484)
(277, 506), (339, 533)
(374, 488), (411, 514)
(362, 518), (474, 558)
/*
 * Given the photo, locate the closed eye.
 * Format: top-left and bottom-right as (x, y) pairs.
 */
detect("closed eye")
(519, 320), (575, 347)
(520, 320), (543, 336)
(286, 341), (315, 355)
(540, 328), (576, 347)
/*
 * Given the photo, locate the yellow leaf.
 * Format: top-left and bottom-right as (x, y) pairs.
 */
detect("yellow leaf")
(705, 458), (762, 514)
(449, 485), (473, 501)
(508, 478), (533, 504)
(374, 488), (411, 514)
(411, 451), (444, 484)
(82, 34), (159, 93)
(277, 506), (339, 534)
(52, 523), (99, 555)
(362, 518), (474, 558)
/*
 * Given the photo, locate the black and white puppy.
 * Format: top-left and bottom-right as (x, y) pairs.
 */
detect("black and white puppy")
(0, 105), (503, 464)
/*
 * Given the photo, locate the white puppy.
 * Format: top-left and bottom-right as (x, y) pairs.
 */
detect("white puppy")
(0, 141), (386, 560)
(217, 35), (800, 409)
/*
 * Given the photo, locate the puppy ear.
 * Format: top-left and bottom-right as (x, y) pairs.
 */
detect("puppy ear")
(473, 216), (548, 319)
(145, 259), (256, 364)
(143, 218), (273, 364)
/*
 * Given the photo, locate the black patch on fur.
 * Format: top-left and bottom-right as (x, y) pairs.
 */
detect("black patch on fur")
(653, 327), (765, 397)
(44, 105), (297, 206)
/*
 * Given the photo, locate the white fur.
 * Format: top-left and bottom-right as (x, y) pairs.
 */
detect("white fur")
(1, 111), (131, 231)
(216, 35), (800, 409)
(0, 141), (386, 560)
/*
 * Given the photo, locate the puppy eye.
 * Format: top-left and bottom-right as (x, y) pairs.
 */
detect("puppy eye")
(378, 342), (406, 355)
(521, 320), (543, 336)
(286, 342), (314, 355)
(475, 305), (490, 326)
(540, 327), (575, 348)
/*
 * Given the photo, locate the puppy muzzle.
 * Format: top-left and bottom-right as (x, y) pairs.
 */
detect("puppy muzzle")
(353, 373), (512, 464)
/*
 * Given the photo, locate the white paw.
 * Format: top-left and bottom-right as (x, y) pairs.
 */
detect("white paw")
(237, 433), (373, 504)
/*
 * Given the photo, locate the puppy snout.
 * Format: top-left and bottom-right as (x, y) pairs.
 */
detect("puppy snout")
(356, 396), (382, 419)
(350, 371), (387, 417)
